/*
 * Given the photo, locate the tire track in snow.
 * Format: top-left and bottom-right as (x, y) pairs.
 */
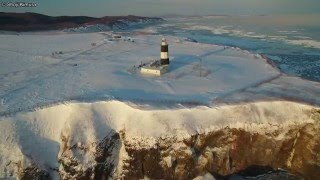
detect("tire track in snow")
(212, 73), (283, 104)
(209, 51), (284, 104)
(155, 80), (175, 94)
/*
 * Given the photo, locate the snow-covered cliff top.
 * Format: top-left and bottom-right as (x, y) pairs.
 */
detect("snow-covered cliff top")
(1, 32), (318, 115)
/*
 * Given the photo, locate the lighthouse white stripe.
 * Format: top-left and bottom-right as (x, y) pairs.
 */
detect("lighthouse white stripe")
(161, 52), (168, 59)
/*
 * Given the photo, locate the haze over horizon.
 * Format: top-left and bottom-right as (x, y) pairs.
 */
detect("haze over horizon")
(1, 0), (320, 17)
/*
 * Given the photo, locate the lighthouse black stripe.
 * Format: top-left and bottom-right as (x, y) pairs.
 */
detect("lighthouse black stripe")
(161, 45), (168, 52)
(161, 58), (170, 65)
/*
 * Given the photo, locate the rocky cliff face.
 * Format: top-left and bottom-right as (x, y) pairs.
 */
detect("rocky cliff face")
(58, 131), (121, 180)
(18, 109), (319, 180)
(1, 101), (318, 180)
(117, 112), (320, 180)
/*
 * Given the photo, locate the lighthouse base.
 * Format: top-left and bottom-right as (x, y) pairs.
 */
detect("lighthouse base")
(141, 66), (168, 76)
(140, 60), (168, 76)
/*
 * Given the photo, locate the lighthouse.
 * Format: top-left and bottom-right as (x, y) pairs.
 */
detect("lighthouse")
(160, 38), (169, 65)
(140, 37), (170, 76)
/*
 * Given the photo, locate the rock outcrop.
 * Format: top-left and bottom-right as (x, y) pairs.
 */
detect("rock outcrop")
(19, 166), (51, 180)
(58, 131), (121, 179)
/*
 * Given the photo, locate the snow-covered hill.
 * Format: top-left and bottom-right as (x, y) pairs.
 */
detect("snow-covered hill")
(64, 17), (163, 33)
(0, 12), (163, 32)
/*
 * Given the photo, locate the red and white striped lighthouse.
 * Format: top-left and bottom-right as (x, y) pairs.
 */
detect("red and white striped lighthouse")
(160, 38), (169, 65)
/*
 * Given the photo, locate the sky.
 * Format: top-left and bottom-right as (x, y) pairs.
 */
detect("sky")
(1, 0), (320, 17)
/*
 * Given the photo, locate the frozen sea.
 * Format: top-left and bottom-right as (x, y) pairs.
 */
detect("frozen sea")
(137, 14), (320, 82)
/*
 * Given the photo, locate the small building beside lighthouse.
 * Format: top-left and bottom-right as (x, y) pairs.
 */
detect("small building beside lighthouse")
(140, 38), (170, 76)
